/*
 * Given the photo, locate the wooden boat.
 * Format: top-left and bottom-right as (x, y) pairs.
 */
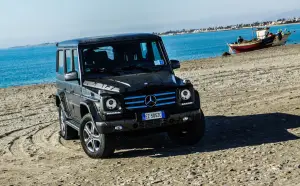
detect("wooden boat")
(228, 40), (262, 54)
(229, 27), (291, 54)
(272, 32), (291, 46)
(261, 34), (276, 47)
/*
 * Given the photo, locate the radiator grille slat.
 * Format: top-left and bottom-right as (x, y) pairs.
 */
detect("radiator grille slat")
(124, 91), (176, 110)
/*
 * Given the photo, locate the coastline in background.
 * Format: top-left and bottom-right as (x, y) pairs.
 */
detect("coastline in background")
(0, 24), (299, 88)
(156, 18), (300, 36)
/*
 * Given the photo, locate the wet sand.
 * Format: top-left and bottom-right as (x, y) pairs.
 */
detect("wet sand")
(0, 45), (300, 185)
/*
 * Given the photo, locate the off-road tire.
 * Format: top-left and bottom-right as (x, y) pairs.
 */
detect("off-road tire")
(168, 110), (205, 146)
(79, 114), (116, 159)
(58, 104), (78, 140)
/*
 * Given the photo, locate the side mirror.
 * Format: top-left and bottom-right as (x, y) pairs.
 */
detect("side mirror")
(170, 60), (180, 69)
(64, 71), (78, 81)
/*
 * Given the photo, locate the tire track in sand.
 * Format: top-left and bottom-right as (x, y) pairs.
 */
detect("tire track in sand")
(28, 121), (81, 157)
(0, 122), (50, 139)
(8, 123), (54, 158)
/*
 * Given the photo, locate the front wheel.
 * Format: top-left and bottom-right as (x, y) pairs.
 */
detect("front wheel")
(168, 110), (205, 146)
(79, 114), (116, 159)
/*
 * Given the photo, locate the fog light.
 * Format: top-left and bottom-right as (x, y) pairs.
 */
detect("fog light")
(183, 117), (189, 122)
(115, 126), (123, 130)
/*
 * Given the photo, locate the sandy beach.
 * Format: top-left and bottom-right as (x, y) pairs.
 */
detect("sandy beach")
(1, 45), (300, 185)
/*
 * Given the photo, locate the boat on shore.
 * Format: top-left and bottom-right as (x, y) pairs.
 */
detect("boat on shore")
(228, 27), (291, 53)
(228, 40), (262, 53)
(272, 32), (291, 46)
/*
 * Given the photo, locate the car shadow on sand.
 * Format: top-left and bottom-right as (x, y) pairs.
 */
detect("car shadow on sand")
(113, 113), (300, 158)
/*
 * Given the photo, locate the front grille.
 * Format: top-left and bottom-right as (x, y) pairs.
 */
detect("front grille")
(124, 92), (176, 110)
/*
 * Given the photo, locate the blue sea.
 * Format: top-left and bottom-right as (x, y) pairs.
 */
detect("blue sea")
(1, 24), (300, 88)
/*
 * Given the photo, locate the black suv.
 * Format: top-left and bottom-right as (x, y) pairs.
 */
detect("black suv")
(55, 33), (205, 158)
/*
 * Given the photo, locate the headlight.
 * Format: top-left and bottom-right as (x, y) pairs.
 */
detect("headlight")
(105, 98), (117, 110)
(180, 89), (191, 101)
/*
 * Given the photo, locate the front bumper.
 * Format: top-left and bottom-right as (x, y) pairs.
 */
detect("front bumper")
(95, 110), (201, 134)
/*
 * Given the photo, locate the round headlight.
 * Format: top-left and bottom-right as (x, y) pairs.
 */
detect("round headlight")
(106, 98), (117, 110)
(181, 89), (191, 101)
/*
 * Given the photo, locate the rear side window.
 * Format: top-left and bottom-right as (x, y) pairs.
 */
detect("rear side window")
(73, 50), (79, 78)
(73, 50), (79, 71)
(57, 50), (64, 75)
(66, 50), (72, 73)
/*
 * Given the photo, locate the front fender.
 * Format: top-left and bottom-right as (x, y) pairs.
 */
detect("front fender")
(194, 90), (201, 109)
(55, 89), (65, 107)
(80, 100), (102, 123)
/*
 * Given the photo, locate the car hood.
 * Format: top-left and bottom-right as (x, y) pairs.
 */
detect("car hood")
(83, 71), (180, 94)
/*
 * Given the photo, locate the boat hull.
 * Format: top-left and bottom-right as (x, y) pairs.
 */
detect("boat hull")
(261, 35), (276, 48)
(229, 28), (291, 54)
(272, 34), (291, 46)
(229, 41), (262, 54)
(229, 34), (290, 54)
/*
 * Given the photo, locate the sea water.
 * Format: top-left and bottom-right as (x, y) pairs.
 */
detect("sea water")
(1, 24), (300, 88)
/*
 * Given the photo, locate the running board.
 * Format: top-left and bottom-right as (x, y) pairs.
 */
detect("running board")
(65, 120), (80, 131)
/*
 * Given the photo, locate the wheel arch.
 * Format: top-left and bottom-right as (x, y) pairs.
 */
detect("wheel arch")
(55, 90), (65, 107)
(80, 102), (90, 118)
(56, 95), (61, 107)
(194, 89), (201, 109)
(80, 101), (101, 122)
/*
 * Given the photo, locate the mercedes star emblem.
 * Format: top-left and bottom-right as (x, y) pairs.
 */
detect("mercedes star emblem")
(145, 95), (157, 107)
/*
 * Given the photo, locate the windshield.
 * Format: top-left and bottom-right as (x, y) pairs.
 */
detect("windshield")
(80, 40), (170, 78)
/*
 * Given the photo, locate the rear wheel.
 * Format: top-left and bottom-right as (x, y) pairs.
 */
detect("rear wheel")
(58, 105), (78, 140)
(168, 110), (205, 146)
(79, 114), (116, 159)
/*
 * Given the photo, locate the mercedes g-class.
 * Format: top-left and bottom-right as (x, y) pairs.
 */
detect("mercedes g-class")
(55, 33), (205, 158)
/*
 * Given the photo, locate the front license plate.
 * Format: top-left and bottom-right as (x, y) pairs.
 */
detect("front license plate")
(142, 111), (165, 121)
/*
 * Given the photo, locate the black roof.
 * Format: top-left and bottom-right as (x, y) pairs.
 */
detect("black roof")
(57, 33), (161, 48)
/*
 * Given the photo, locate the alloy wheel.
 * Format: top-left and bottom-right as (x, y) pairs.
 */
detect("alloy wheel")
(83, 121), (101, 153)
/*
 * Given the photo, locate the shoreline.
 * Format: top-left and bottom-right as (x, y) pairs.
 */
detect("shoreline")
(1, 44), (300, 90)
(0, 82), (55, 90)
(1, 23), (299, 50)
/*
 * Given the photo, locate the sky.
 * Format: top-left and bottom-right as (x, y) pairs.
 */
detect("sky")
(0, 0), (299, 48)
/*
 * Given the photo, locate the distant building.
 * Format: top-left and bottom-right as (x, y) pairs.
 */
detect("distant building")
(156, 16), (299, 36)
